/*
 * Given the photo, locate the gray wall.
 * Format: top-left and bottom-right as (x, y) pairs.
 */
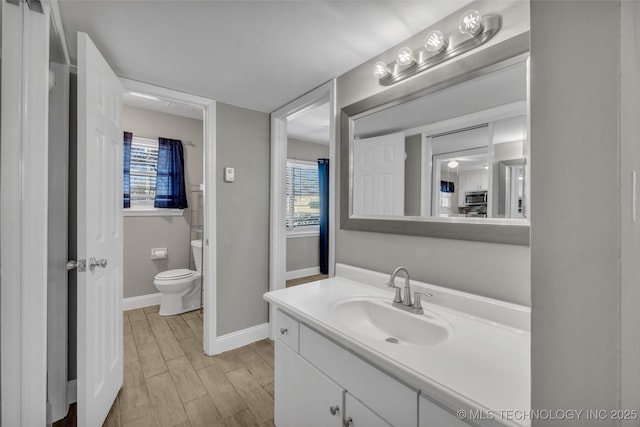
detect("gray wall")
(286, 138), (329, 272)
(335, 0), (531, 306)
(216, 103), (270, 336)
(405, 134), (422, 216)
(122, 106), (203, 298)
(530, 1), (623, 423)
(620, 1), (640, 420)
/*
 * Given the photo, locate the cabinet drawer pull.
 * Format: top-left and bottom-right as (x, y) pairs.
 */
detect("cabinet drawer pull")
(343, 417), (353, 427)
(280, 328), (288, 335)
(329, 405), (340, 416)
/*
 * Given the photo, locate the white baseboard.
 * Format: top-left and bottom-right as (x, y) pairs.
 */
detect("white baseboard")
(285, 266), (320, 281)
(215, 323), (270, 353)
(66, 380), (77, 405)
(123, 293), (162, 311)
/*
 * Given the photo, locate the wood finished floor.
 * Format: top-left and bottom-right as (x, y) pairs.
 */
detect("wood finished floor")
(56, 306), (275, 427)
(285, 273), (328, 288)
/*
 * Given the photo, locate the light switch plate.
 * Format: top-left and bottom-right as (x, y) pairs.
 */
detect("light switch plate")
(224, 167), (235, 182)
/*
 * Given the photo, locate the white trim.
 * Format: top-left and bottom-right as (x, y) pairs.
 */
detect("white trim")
(66, 380), (77, 406)
(285, 267), (321, 281)
(122, 293), (162, 311)
(48, 0), (71, 65)
(286, 228), (319, 238)
(270, 80), (337, 340)
(215, 323), (270, 353)
(119, 79), (218, 356)
(122, 208), (184, 217)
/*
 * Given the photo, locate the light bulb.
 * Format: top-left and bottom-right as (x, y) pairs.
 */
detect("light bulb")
(396, 47), (415, 66)
(448, 159), (459, 169)
(459, 10), (483, 36)
(372, 61), (390, 79)
(425, 30), (446, 53)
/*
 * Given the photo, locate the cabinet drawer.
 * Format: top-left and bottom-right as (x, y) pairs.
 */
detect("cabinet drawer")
(274, 309), (299, 352)
(300, 324), (418, 427)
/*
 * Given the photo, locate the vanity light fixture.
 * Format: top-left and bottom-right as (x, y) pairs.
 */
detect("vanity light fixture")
(458, 9), (483, 36)
(372, 61), (391, 79)
(396, 47), (415, 67)
(448, 159), (459, 169)
(424, 30), (446, 53)
(373, 11), (501, 86)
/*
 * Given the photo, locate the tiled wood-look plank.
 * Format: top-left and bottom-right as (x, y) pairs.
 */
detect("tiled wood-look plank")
(214, 349), (245, 373)
(263, 382), (274, 400)
(124, 333), (139, 366)
(185, 317), (204, 342)
(131, 319), (155, 347)
(179, 336), (216, 370)
(120, 404), (159, 427)
(146, 372), (189, 427)
(249, 340), (274, 368)
(143, 305), (160, 314)
(225, 367), (274, 424)
(224, 409), (260, 427)
(181, 310), (200, 320)
(124, 313), (133, 337)
(127, 308), (147, 322)
(166, 356), (207, 403)
(236, 348), (273, 387)
(119, 360), (150, 411)
(167, 316), (195, 341)
(184, 394), (225, 427)
(154, 329), (186, 361)
(137, 341), (167, 379)
(197, 365), (247, 419)
(146, 313), (171, 335)
(261, 421), (275, 427)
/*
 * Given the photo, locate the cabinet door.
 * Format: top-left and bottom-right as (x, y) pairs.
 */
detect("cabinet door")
(418, 395), (469, 427)
(344, 393), (391, 427)
(275, 341), (342, 427)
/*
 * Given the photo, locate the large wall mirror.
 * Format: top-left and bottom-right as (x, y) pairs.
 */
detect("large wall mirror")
(341, 54), (530, 245)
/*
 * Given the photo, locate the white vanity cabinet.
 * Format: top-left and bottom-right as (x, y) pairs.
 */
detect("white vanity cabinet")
(419, 395), (470, 427)
(273, 309), (405, 427)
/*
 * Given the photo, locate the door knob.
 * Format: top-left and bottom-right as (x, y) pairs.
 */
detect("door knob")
(89, 257), (108, 271)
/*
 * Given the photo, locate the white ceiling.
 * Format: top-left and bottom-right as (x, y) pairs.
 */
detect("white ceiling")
(56, 0), (472, 113)
(287, 102), (330, 145)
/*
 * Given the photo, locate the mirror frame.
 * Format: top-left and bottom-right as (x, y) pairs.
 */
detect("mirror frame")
(340, 32), (530, 246)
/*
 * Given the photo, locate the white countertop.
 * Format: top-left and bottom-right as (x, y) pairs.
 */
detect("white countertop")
(264, 267), (530, 427)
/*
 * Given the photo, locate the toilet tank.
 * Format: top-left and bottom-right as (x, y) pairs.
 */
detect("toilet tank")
(191, 239), (203, 272)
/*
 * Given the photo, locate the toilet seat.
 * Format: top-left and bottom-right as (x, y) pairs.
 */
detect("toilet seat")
(155, 269), (196, 281)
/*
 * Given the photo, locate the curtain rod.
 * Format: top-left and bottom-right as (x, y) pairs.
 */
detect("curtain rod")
(132, 134), (196, 147)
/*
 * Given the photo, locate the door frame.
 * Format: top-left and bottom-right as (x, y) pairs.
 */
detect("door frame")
(269, 80), (336, 337)
(121, 79), (219, 355)
(1, 0), (51, 425)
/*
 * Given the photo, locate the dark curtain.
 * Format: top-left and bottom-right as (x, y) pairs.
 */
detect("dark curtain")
(155, 138), (188, 209)
(123, 131), (132, 208)
(440, 180), (455, 193)
(318, 159), (329, 274)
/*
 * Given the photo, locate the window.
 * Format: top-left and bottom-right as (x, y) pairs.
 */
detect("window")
(286, 159), (320, 235)
(129, 136), (159, 207)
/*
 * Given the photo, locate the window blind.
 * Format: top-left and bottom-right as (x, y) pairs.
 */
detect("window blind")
(286, 159), (320, 230)
(129, 137), (159, 204)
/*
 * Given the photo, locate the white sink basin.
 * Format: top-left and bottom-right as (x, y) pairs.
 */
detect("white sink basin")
(330, 297), (452, 346)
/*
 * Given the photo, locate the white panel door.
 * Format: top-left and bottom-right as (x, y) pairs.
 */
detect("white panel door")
(352, 132), (405, 216)
(77, 32), (124, 427)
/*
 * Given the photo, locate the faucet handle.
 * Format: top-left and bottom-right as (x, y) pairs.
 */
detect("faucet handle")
(413, 291), (433, 310)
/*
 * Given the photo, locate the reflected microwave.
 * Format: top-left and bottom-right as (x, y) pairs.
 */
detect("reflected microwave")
(465, 191), (487, 206)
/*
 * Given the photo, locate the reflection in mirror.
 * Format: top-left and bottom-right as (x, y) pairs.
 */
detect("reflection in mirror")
(349, 61), (527, 223)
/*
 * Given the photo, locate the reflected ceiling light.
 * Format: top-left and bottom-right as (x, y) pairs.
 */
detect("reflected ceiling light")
(128, 91), (159, 101)
(396, 47), (415, 66)
(424, 30), (446, 53)
(448, 159), (459, 168)
(372, 61), (391, 79)
(458, 10), (483, 36)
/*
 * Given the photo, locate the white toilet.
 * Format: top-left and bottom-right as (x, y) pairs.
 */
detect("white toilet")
(154, 239), (203, 316)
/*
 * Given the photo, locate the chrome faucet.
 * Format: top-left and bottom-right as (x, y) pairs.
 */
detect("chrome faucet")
(387, 267), (432, 314)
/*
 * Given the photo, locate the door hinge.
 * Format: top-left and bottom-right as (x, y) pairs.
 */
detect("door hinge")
(26, 0), (43, 13)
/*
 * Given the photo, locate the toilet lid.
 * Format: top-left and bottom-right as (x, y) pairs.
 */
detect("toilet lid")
(155, 269), (195, 281)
